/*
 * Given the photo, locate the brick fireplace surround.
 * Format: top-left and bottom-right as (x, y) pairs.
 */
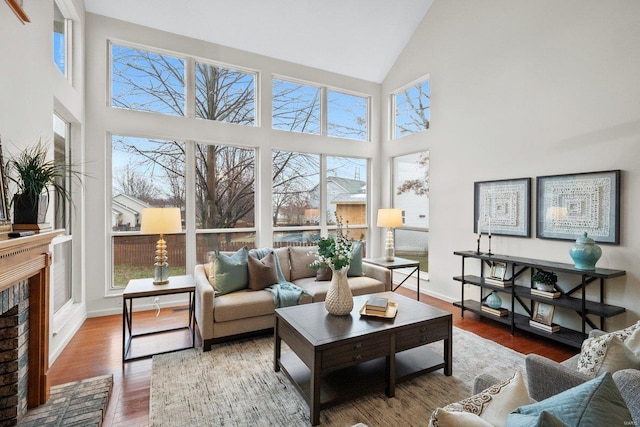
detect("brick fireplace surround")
(0, 231), (62, 426)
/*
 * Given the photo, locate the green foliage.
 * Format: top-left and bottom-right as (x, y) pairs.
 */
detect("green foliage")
(309, 216), (357, 271)
(531, 269), (557, 285)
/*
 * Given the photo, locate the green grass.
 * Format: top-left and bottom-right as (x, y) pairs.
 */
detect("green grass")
(396, 253), (429, 272)
(112, 265), (186, 288)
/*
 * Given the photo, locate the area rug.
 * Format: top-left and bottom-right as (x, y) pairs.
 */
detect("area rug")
(150, 328), (525, 426)
(20, 374), (113, 427)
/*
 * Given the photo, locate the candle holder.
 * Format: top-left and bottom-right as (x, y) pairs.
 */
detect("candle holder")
(488, 235), (493, 256)
(476, 235), (482, 255)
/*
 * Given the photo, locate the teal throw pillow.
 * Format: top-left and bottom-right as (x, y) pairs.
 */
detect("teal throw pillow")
(347, 241), (363, 277)
(506, 372), (633, 427)
(213, 246), (249, 295)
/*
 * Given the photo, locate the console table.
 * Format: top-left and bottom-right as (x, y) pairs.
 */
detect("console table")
(453, 251), (626, 348)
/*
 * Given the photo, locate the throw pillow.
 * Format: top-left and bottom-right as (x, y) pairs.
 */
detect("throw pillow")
(625, 326), (640, 357)
(577, 333), (640, 377)
(507, 372), (633, 426)
(212, 246), (249, 295)
(428, 409), (493, 427)
(347, 241), (364, 277)
(505, 411), (569, 427)
(315, 267), (332, 281)
(247, 251), (278, 291)
(289, 246), (318, 280)
(428, 371), (531, 427)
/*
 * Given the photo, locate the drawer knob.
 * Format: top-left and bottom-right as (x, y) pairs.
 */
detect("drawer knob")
(353, 354), (363, 361)
(420, 327), (427, 333)
(353, 342), (363, 349)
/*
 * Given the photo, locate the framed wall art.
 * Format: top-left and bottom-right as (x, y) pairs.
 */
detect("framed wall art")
(532, 301), (555, 326)
(474, 177), (531, 237)
(536, 170), (620, 244)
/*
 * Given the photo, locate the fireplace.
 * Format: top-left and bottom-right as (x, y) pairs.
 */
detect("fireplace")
(0, 232), (62, 425)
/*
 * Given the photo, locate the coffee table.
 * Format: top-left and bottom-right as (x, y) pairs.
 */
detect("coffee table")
(274, 291), (452, 425)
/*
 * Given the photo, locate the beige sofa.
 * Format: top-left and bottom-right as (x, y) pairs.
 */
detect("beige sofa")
(194, 246), (391, 351)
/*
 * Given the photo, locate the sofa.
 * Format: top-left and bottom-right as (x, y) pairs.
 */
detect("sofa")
(430, 326), (640, 426)
(194, 246), (391, 351)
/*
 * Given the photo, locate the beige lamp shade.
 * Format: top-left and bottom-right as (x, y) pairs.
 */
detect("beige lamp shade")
(140, 208), (182, 235)
(377, 208), (403, 228)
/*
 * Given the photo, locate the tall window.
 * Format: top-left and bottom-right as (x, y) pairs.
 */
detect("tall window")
(52, 114), (73, 311)
(272, 79), (321, 134)
(327, 90), (368, 141)
(272, 78), (371, 141)
(393, 151), (429, 272)
(273, 151), (368, 246)
(111, 44), (185, 116)
(53, 2), (69, 77)
(111, 135), (186, 287)
(195, 143), (256, 263)
(393, 77), (430, 139)
(195, 62), (256, 126)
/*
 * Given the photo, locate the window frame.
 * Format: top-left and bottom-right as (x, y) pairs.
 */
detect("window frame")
(53, 0), (72, 81)
(391, 75), (430, 140)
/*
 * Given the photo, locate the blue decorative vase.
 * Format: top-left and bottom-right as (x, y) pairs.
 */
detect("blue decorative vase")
(569, 232), (602, 271)
(486, 291), (502, 309)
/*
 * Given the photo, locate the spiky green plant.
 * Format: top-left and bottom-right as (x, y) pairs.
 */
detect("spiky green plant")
(6, 140), (82, 202)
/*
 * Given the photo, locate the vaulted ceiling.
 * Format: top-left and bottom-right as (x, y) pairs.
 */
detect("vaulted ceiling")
(84, 0), (433, 83)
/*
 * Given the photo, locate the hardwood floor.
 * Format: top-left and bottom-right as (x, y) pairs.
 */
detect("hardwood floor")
(48, 288), (578, 426)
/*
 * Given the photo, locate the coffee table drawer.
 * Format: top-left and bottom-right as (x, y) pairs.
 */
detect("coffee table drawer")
(396, 320), (449, 352)
(322, 335), (389, 371)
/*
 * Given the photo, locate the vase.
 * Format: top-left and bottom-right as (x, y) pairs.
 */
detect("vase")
(569, 232), (602, 271)
(13, 193), (48, 224)
(486, 291), (502, 309)
(324, 265), (353, 315)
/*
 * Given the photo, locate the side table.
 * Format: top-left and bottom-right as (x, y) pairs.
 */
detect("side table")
(122, 274), (195, 362)
(363, 257), (421, 301)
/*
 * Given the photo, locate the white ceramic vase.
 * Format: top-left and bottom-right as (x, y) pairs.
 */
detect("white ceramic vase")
(324, 265), (353, 315)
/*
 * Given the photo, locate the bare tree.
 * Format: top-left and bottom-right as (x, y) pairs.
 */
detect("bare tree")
(113, 163), (161, 203)
(396, 82), (430, 136)
(396, 152), (430, 197)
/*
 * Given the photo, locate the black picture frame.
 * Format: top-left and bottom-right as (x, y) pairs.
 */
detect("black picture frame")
(536, 170), (620, 244)
(474, 177), (531, 237)
(0, 140), (11, 233)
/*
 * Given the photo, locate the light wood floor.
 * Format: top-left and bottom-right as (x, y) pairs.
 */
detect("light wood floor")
(48, 288), (578, 426)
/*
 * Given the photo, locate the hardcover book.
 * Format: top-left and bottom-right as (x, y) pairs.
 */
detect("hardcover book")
(529, 320), (560, 333)
(531, 288), (561, 299)
(365, 297), (389, 312)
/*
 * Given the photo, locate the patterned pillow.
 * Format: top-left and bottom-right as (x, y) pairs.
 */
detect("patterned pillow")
(577, 321), (640, 377)
(428, 371), (531, 427)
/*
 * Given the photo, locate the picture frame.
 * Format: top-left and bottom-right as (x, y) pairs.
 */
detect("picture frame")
(474, 177), (531, 237)
(5, 0), (30, 24)
(532, 301), (555, 326)
(489, 262), (507, 280)
(0, 141), (11, 235)
(536, 170), (620, 244)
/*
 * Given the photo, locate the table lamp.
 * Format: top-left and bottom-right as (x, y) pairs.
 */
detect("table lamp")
(140, 207), (182, 284)
(377, 208), (403, 261)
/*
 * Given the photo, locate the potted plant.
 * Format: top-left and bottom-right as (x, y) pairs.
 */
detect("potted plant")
(5, 141), (82, 224)
(531, 269), (558, 292)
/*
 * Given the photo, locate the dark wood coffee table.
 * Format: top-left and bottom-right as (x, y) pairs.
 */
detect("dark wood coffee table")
(274, 291), (452, 425)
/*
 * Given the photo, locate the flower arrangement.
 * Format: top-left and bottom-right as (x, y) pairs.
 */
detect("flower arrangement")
(309, 216), (355, 271)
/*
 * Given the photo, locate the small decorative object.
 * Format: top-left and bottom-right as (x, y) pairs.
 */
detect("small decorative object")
(489, 262), (507, 281)
(377, 208), (403, 261)
(569, 232), (602, 271)
(531, 269), (558, 292)
(310, 216), (356, 315)
(536, 170), (620, 244)
(5, 140), (83, 224)
(486, 291), (502, 309)
(474, 177), (531, 237)
(532, 301), (555, 326)
(140, 207), (182, 285)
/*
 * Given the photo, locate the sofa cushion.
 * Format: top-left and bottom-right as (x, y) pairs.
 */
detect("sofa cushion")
(346, 241), (363, 277)
(248, 251), (278, 291)
(289, 246), (317, 281)
(577, 329), (640, 377)
(507, 372), (633, 426)
(315, 267), (332, 281)
(210, 246), (249, 295)
(294, 275), (385, 302)
(213, 289), (275, 323)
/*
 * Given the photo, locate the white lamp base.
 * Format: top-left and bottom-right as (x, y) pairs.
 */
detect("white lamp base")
(384, 228), (395, 261)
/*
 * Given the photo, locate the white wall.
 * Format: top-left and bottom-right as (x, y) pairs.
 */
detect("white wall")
(84, 14), (383, 316)
(0, 0), (87, 363)
(382, 0), (640, 330)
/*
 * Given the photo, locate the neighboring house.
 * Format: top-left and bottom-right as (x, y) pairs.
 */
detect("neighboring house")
(310, 177), (368, 224)
(111, 194), (149, 231)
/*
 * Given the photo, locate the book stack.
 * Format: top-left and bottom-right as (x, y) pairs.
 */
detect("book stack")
(531, 288), (561, 299)
(365, 297), (389, 314)
(481, 304), (508, 317)
(484, 277), (513, 287)
(529, 320), (560, 333)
